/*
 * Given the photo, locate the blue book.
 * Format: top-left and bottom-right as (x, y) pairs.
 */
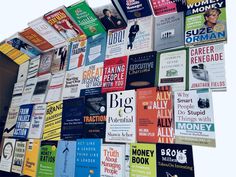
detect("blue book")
(13, 104), (34, 139)
(85, 33), (107, 66)
(75, 139), (102, 177)
(55, 140), (76, 177)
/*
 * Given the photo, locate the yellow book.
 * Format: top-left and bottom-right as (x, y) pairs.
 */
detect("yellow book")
(0, 43), (14, 54)
(14, 54), (30, 65)
(187, 0), (203, 5)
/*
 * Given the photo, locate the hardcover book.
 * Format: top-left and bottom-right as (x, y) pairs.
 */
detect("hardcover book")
(126, 51), (157, 90)
(17, 60), (29, 82)
(83, 94), (107, 139)
(136, 87), (174, 143)
(38, 51), (54, 76)
(185, 0), (227, 46)
(106, 90), (136, 143)
(21, 77), (37, 104)
(174, 89), (216, 147)
(3, 107), (19, 137)
(27, 56), (40, 79)
(11, 82), (25, 107)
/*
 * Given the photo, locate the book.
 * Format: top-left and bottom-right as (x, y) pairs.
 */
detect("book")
(174, 89), (216, 147)
(54, 140), (76, 177)
(75, 139), (102, 177)
(11, 141), (27, 174)
(125, 16), (154, 55)
(23, 139), (41, 177)
(62, 68), (83, 100)
(101, 144), (126, 177)
(185, 0), (227, 46)
(27, 56), (40, 79)
(87, 0), (127, 30)
(67, 40), (87, 70)
(51, 45), (69, 74)
(21, 77), (38, 104)
(61, 98), (85, 140)
(28, 104), (47, 139)
(102, 56), (128, 93)
(136, 87), (174, 143)
(150, 0), (187, 16)
(105, 28), (126, 59)
(0, 138), (16, 172)
(106, 90), (136, 143)
(45, 72), (65, 102)
(42, 101), (62, 140)
(38, 50), (54, 76)
(125, 144), (130, 177)
(80, 62), (103, 96)
(157, 48), (188, 91)
(19, 27), (54, 51)
(13, 104), (34, 139)
(83, 94), (107, 139)
(28, 16), (66, 48)
(67, 1), (105, 36)
(44, 6), (85, 42)
(37, 141), (58, 177)
(31, 73), (51, 104)
(157, 143), (195, 177)
(130, 143), (156, 177)
(17, 60), (29, 82)
(189, 43), (226, 91)
(85, 32), (107, 66)
(3, 107), (19, 137)
(11, 82), (25, 107)
(126, 51), (157, 90)
(117, 0), (152, 19)
(154, 12), (185, 52)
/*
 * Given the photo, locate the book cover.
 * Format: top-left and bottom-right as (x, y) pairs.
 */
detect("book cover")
(11, 141), (27, 174)
(21, 77), (38, 104)
(126, 51), (157, 90)
(154, 12), (185, 51)
(54, 140), (76, 177)
(125, 144), (130, 177)
(189, 43), (226, 91)
(28, 104), (47, 139)
(67, 40), (87, 70)
(19, 27), (54, 51)
(83, 94), (107, 139)
(23, 139), (41, 177)
(37, 141), (58, 177)
(117, 0), (152, 19)
(42, 101), (62, 140)
(174, 89), (216, 147)
(102, 56), (128, 93)
(136, 87), (174, 143)
(61, 98), (85, 140)
(150, 0), (186, 16)
(44, 6), (85, 42)
(62, 68), (83, 100)
(80, 62), (103, 96)
(45, 72), (65, 102)
(38, 50), (54, 76)
(31, 73), (51, 104)
(157, 48), (188, 91)
(51, 45), (69, 74)
(0, 138), (16, 172)
(75, 139), (102, 177)
(3, 107), (19, 137)
(157, 143), (195, 177)
(13, 104), (34, 139)
(28, 17), (66, 48)
(130, 143), (156, 177)
(101, 144), (126, 177)
(106, 28), (126, 59)
(67, 1), (105, 36)
(185, 0), (227, 46)
(106, 90), (136, 143)
(27, 56), (40, 79)
(125, 16), (154, 55)
(85, 32), (107, 66)
(17, 60), (29, 82)
(11, 81), (24, 107)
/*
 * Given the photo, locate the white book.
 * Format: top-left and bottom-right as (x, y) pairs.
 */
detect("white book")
(27, 56), (40, 79)
(21, 77), (38, 104)
(3, 107), (19, 137)
(17, 60), (29, 82)
(11, 81), (25, 107)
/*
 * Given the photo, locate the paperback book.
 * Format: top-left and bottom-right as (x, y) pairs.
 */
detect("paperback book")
(38, 50), (54, 76)
(17, 60), (29, 82)
(3, 107), (19, 137)
(27, 56), (40, 79)
(11, 82), (25, 107)
(21, 77), (38, 104)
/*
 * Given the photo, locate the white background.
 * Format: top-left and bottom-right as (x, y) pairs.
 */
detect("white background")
(0, 0), (235, 176)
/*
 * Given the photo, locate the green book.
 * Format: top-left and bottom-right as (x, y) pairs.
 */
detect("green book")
(67, 1), (105, 37)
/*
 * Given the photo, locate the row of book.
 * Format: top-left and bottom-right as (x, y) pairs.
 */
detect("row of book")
(0, 138), (195, 177)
